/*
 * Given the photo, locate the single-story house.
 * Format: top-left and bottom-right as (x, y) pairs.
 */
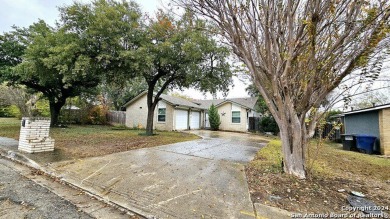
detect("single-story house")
(340, 103), (390, 155)
(123, 91), (259, 132)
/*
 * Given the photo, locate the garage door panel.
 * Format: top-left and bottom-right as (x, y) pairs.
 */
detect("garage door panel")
(190, 111), (200, 129)
(175, 110), (188, 130)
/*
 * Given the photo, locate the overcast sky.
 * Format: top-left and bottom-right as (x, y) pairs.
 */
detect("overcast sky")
(0, 0), (250, 100)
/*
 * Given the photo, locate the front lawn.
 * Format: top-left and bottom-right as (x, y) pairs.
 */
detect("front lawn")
(0, 117), (200, 159)
(246, 139), (390, 215)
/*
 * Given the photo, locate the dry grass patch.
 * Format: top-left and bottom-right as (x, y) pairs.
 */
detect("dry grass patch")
(246, 139), (390, 214)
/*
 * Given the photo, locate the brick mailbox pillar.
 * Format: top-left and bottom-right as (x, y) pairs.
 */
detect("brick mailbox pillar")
(18, 117), (55, 153)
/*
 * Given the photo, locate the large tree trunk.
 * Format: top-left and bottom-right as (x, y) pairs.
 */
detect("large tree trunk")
(145, 106), (155, 136)
(145, 90), (158, 136)
(279, 111), (307, 179)
(49, 97), (66, 127)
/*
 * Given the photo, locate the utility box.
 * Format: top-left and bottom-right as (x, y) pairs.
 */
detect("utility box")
(18, 117), (55, 153)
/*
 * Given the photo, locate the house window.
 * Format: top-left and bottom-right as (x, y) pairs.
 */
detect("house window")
(157, 101), (167, 122)
(232, 111), (241, 123)
(158, 108), (166, 122)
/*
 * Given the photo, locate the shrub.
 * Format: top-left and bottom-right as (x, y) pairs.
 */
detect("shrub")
(208, 104), (221, 131)
(259, 115), (279, 134)
(0, 105), (21, 118)
(0, 105), (12, 117)
(87, 105), (108, 125)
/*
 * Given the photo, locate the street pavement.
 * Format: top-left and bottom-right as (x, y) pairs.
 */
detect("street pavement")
(0, 157), (92, 219)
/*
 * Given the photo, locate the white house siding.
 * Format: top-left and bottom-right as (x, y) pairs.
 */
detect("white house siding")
(217, 102), (247, 132)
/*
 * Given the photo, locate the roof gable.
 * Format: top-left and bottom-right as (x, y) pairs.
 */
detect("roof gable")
(123, 91), (203, 109)
(123, 91), (147, 108)
(123, 91), (258, 111)
(159, 94), (202, 109)
(193, 97), (257, 110)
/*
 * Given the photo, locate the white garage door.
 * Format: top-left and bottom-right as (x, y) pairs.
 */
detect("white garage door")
(190, 111), (200, 129)
(175, 110), (188, 130)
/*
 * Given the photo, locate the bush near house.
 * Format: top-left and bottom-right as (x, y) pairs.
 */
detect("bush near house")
(259, 115), (279, 135)
(208, 104), (221, 131)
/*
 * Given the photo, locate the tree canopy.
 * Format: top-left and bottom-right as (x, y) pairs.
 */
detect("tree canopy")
(133, 12), (233, 135)
(0, 20), (101, 126)
(61, 0), (233, 135)
(0, 0), (144, 126)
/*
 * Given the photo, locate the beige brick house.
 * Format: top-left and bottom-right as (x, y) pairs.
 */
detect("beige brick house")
(123, 91), (259, 132)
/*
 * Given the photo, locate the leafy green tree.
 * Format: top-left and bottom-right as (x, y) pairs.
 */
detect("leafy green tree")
(0, 27), (27, 71)
(101, 78), (147, 111)
(60, 2), (232, 135)
(1, 21), (101, 126)
(208, 104), (220, 131)
(134, 12), (232, 135)
(59, 0), (142, 85)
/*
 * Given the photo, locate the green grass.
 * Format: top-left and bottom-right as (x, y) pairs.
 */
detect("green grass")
(0, 117), (200, 159)
(0, 118), (20, 139)
(248, 140), (283, 173)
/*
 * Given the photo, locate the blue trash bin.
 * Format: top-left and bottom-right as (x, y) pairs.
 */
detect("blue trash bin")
(355, 135), (376, 154)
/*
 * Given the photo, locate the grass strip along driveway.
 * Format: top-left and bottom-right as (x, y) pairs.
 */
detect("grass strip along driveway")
(0, 118), (199, 160)
(246, 140), (390, 215)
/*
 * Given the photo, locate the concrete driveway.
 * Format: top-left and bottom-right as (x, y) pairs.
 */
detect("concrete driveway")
(47, 130), (268, 218)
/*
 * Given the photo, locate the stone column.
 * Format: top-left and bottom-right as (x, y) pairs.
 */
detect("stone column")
(18, 117), (55, 153)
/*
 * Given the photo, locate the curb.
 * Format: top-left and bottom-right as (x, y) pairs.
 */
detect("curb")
(254, 203), (293, 219)
(0, 147), (149, 219)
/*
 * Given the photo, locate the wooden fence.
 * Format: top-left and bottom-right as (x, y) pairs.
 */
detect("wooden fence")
(106, 110), (126, 125)
(248, 117), (261, 132)
(315, 122), (343, 142)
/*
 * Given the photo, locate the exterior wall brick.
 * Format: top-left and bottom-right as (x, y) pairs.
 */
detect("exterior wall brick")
(379, 109), (390, 155)
(18, 117), (55, 153)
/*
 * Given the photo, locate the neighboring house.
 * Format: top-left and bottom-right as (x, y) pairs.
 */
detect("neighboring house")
(123, 91), (259, 132)
(340, 103), (390, 155)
